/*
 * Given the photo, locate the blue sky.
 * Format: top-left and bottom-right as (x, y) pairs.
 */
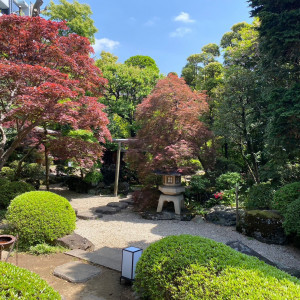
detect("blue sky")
(48, 0), (253, 75)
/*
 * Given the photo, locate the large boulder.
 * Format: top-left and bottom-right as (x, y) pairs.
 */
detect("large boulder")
(205, 205), (237, 226)
(56, 233), (95, 251)
(237, 210), (287, 245)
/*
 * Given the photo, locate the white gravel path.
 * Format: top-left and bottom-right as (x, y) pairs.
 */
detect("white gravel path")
(50, 185), (300, 270)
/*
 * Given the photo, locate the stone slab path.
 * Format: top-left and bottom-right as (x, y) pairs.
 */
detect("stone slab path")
(65, 248), (122, 272)
(53, 261), (102, 283)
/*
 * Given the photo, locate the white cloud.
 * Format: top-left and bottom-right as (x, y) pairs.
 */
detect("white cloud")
(170, 27), (192, 38)
(144, 17), (159, 27)
(174, 12), (195, 23)
(93, 38), (120, 53)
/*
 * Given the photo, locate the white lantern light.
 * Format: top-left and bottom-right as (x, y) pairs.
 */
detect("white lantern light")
(120, 247), (143, 282)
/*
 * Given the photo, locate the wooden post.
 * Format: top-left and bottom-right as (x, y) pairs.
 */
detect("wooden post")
(114, 141), (121, 197)
(235, 183), (239, 228)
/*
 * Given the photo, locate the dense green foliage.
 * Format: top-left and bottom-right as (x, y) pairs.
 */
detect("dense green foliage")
(0, 181), (34, 209)
(29, 243), (67, 255)
(44, 0), (97, 43)
(244, 182), (274, 210)
(272, 182), (300, 214)
(6, 191), (76, 246)
(125, 55), (159, 73)
(134, 235), (300, 299)
(283, 197), (300, 237)
(0, 261), (61, 299)
(84, 170), (103, 185)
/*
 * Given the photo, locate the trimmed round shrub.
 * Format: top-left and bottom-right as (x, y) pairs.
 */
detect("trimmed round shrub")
(6, 191), (76, 246)
(244, 182), (274, 210)
(0, 261), (60, 299)
(0, 181), (34, 209)
(283, 197), (300, 237)
(272, 182), (300, 214)
(216, 172), (242, 190)
(134, 235), (300, 299)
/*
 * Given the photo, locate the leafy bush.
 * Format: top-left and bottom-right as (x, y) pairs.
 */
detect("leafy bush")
(244, 182), (274, 210)
(216, 172), (242, 190)
(184, 175), (210, 203)
(283, 197), (300, 237)
(0, 177), (9, 187)
(29, 243), (67, 255)
(134, 235), (300, 299)
(0, 261), (61, 299)
(84, 170), (103, 185)
(6, 191), (76, 246)
(272, 182), (300, 214)
(0, 181), (34, 209)
(0, 167), (15, 181)
(132, 188), (160, 211)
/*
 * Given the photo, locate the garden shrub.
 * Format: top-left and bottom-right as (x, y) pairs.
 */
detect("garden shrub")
(216, 172), (242, 190)
(29, 243), (67, 255)
(244, 182), (274, 210)
(0, 177), (9, 187)
(272, 182), (300, 215)
(84, 170), (103, 185)
(5, 191), (76, 246)
(184, 175), (210, 203)
(134, 235), (300, 299)
(0, 167), (15, 181)
(0, 181), (34, 209)
(132, 188), (160, 211)
(0, 261), (60, 299)
(283, 197), (300, 237)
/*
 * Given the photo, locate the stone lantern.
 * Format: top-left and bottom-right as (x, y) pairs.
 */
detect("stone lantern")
(156, 172), (185, 215)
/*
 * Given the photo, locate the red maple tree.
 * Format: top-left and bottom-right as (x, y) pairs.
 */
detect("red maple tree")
(0, 15), (110, 169)
(126, 73), (211, 184)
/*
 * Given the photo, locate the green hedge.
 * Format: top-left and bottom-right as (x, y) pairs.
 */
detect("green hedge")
(134, 235), (300, 299)
(272, 182), (300, 214)
(6, 191), (76, 246)
(0, 181), (35, 209)
(0, 261), (61, 299)
(244, 182), (274, 210)
(283, 197), (300, 237)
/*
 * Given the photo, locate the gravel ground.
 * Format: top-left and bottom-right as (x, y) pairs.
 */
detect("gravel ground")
(49, 185), (300, 271)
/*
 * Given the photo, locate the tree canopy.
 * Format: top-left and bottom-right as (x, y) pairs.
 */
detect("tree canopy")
(43, 0), (98, 44)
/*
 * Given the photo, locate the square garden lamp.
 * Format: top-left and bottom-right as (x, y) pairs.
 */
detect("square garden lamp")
(120, 247), (143, 283)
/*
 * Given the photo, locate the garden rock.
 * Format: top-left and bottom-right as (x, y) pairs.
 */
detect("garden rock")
(142, 209), (193, 221)
(95, 206), (121, 214)
(107, 202), (128, 209)
(77, 211), (103, 220)
(56, 233), (95, 252)
(119, 196), (134, 205)
(205, 205), (237, 226)
(237, 210), (287, 245)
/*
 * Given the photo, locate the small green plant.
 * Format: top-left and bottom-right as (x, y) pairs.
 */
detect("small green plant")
(29, 243), (67, 255)
(0, 261), (61, 299)
(0, 181), (35, 209)
(84, 170), (103, 185)
(283, 197), (300, 237)
(185, 175), (210, 202)
(0, 166), (15, 181)
(134, 235), (300, 299)
(216, 172), (243, 190)
(244, 182), (274, 210)
(5, 191), (76, 247)
(272, 182), (300, 215)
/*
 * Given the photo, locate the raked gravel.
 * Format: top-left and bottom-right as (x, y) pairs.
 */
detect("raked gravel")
(49, 185), (300, 270)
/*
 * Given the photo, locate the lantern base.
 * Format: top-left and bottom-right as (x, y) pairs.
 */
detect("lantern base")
(120, 276), (134, 285)
(157, 194), (184, 215)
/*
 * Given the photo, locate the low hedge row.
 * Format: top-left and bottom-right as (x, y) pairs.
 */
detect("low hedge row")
(134, 235), (300, 299)
(0, 261), (60, 299)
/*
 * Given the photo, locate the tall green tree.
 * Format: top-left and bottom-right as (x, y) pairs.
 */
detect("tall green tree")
(125, 55), (160, 73)
(96, 51), (160, 138)
(44, 0), (98, 44)
(248, 0), (300, 159)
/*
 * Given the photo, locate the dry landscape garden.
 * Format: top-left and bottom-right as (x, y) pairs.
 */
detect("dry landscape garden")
(0, 0), (299, 299)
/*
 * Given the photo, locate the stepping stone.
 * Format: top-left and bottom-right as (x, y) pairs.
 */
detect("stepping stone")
(77, 211), (103, 220)
(65, 248), (121, 272)
(107, 202), (128, 209)
(95, 206), (121, 214)
(54, 261), (101, 283)
(119, 198), (134, 205)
